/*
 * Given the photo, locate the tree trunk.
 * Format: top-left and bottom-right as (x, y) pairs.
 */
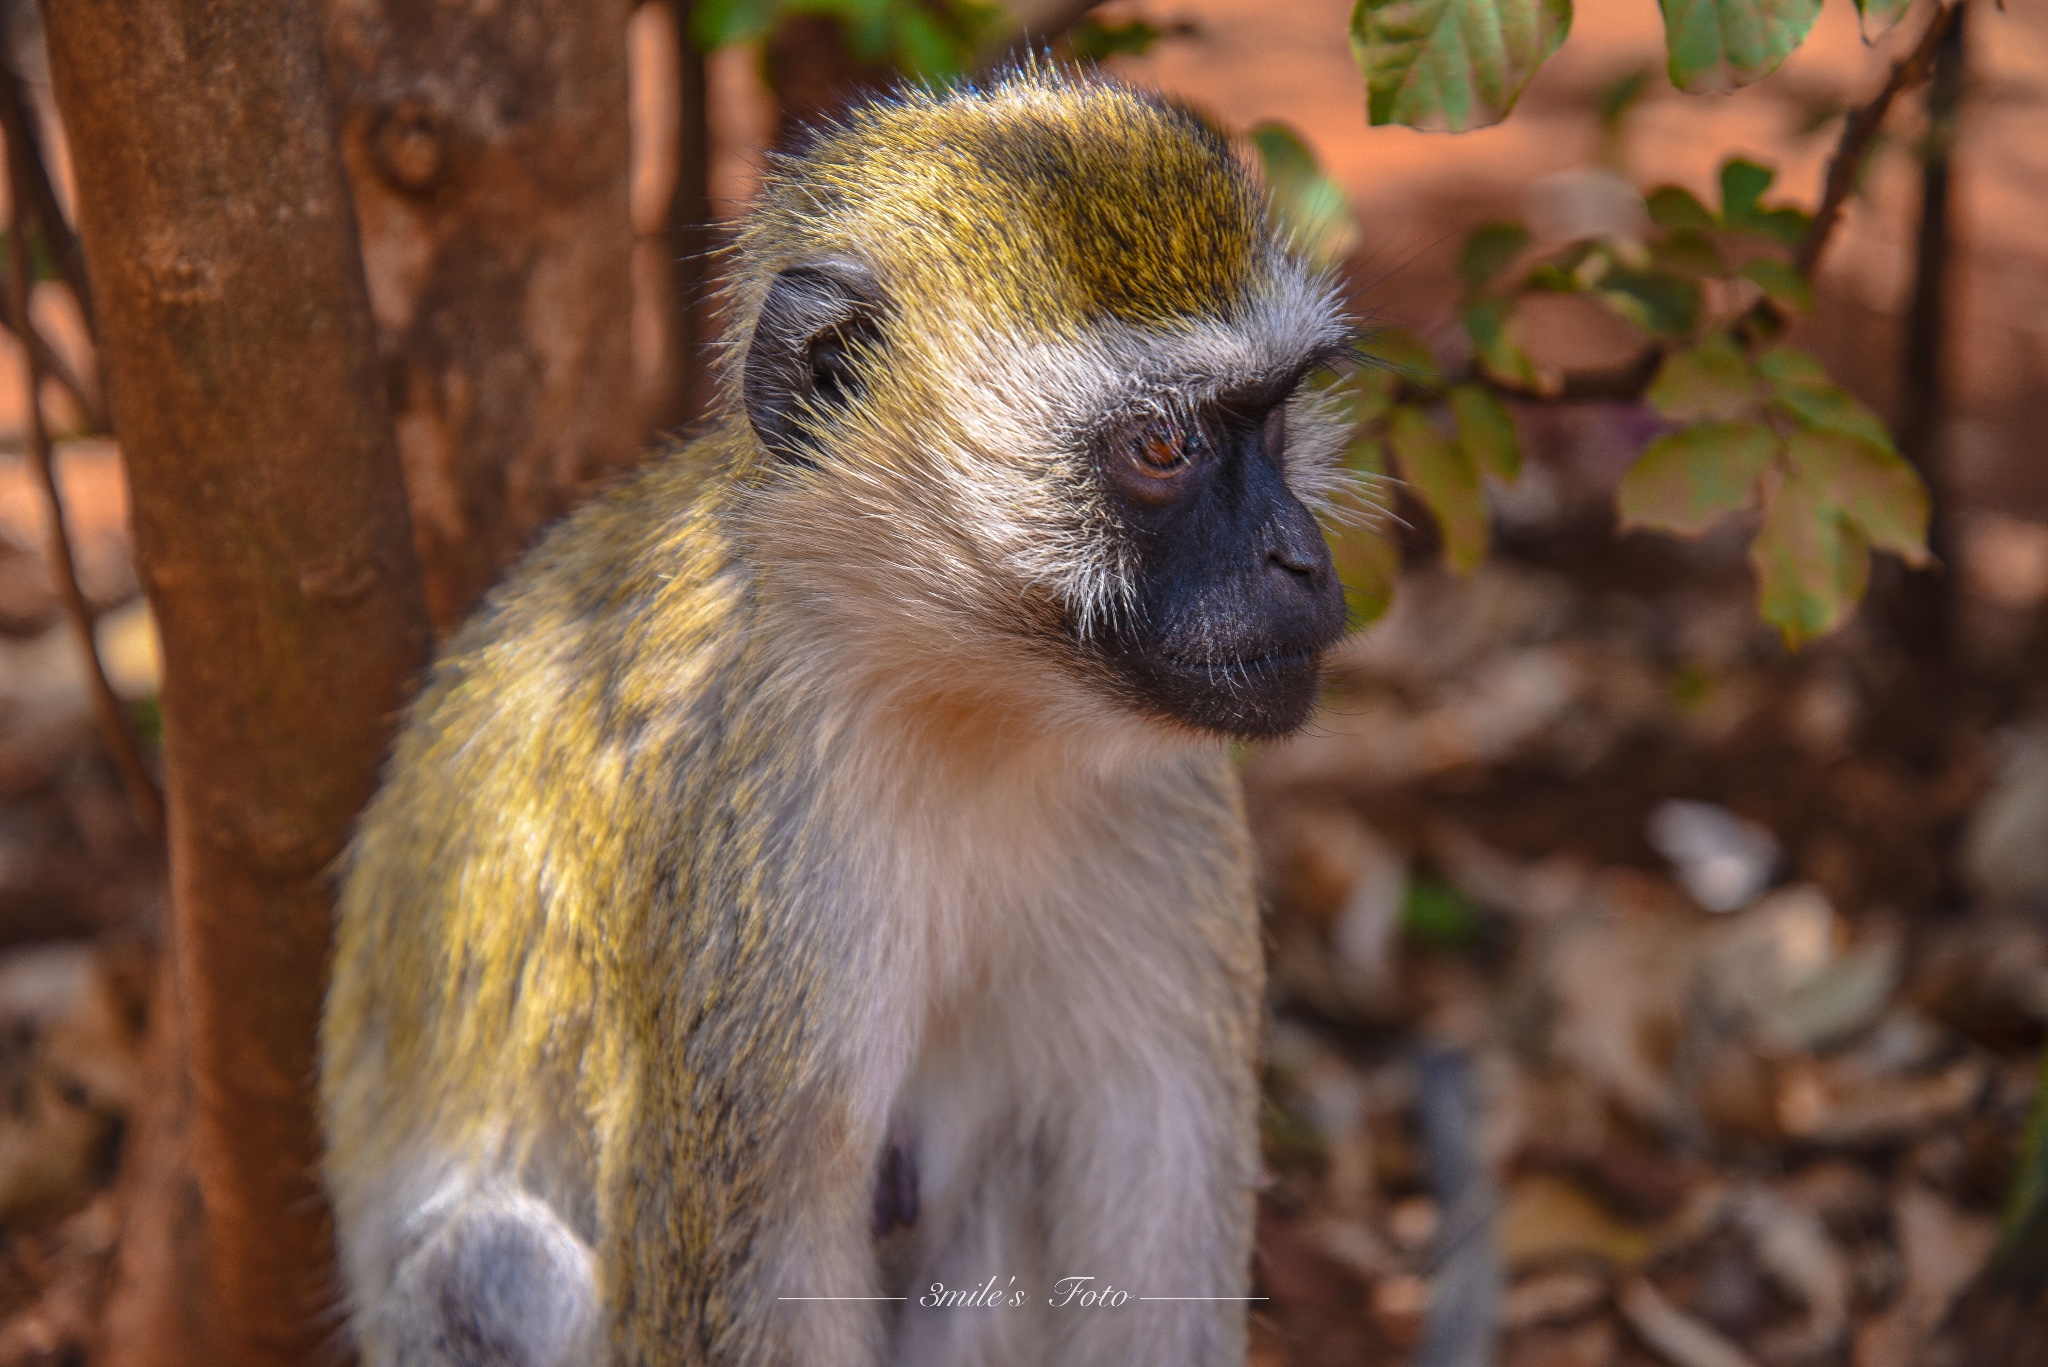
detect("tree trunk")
(1892, 0), (1967, 664)
(39, 3), (434, 1366)
(323, 0), (640, 629)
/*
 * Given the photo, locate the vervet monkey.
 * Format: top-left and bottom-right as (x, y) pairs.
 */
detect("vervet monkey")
(321, 68), (1354, 1367)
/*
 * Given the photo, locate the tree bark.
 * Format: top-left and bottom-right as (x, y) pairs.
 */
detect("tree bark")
(1893, 0), (1967, 655)
(39, 4), (434, 1366)
(323, 0), (640, 629)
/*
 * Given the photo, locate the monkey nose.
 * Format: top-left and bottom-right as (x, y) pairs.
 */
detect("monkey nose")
(1264, 514), (1331, 582)
(1268, 545), (1321, 580)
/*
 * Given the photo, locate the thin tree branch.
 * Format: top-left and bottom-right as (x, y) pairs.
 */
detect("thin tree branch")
(0, 311), (102, 429)
(1796, 0), (1964, 279)
(0, 50), (93, 337)
(0, 47), (105, 429)
(1733, 0), (1965, 344)
(1, 140), (162, 840)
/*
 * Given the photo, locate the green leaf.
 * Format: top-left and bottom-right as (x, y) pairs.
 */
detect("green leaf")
(825, 0), (893, 59)
(1251, 123), (1360, 266)
(1781, 429), (1931, 565)
(1390, 404), (1488, 574)
(1459, 222), (1532, 291)
(1660, 0), (1822, 93)
(1462, 296), (1548, 391)
(1756, 343), (1829, 391)
(1995, 1048), (2048, 1289)
(1599, 66), (1655, 130)
(1767, 378), (1895, 454)
(1330, 440), (1404, 624)
(1648, 334), (1756, 420)
(1345, 433), (1389, 477)
(1656, 227), (1726, 277)
(892, 6), (964, 77)
(1647, 185), (1718, 233)
(1591, 263), (1701, 337)
(1717, 159), (1811, 247)
(1750, 206), (1811, 249)
(1331, 439), (1401, 622)
(1335, 523), (1402, 624)
(692, 0), (783, 47)
(1335, 363), (1399, 426)
(1403, 876), (1481, 950)
(1358, 326), (1443, 387)
(1853, 0), (1913, 39)
(1752, 466), (1869, 647)
(1741, 257), (1814, 312)
(1720, 158), (1775, 223)
(1350, 0), (1573, 132)
(1450, 383), (1520, 481)
(1619, 419), (1775, 535)
(1068, 17), (1167, 60)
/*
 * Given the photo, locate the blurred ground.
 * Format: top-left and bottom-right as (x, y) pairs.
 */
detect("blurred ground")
(0, 1), (2042, 1364)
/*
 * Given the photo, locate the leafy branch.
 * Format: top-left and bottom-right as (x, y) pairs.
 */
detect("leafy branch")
(1261, 0), (1964, 645)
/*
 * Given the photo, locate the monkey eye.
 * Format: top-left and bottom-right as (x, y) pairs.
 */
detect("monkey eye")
(1130, 417), (1197, 478)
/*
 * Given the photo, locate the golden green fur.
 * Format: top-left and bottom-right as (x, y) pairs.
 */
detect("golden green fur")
(329, 427), (867, 1353)
(732, 76), (1262, 342)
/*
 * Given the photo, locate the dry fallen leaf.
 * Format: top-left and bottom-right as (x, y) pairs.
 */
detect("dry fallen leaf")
(0, 944), (141, 1224)
(1534, 906), (1688, 1130)
(1504, 1267), (1608, 1329)
(1501, 1175), (1657, 1271)
(1617, 1275), (1758, 1367)
(1730, 1184), (1848, 1358)
(1776, 1054), (1988, 1146)
(1851, 1186), (1996, 1367)
(1503, 1315), (1620, 1367)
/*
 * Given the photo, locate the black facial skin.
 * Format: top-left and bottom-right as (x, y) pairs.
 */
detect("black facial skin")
(1091, 382), (1347, 738)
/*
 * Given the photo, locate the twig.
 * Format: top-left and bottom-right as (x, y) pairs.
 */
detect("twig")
(1, 134), (163, 840)
(1796, 1), (1964, 279)
(0, 312), (101, 430)
(1733, 0), (1965, 343)
(1618, 1276), (1759, 1367)
(0, 51), (93, 338)
(0, 52), (103, 429)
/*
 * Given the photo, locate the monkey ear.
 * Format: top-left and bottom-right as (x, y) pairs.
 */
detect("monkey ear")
(744, 260), (885, 463)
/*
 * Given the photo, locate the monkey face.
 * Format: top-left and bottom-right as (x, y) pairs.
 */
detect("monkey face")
(734, 78), (1368, 744)
(739, 252), (1357, 743)
(1087, 380), (1347, 739)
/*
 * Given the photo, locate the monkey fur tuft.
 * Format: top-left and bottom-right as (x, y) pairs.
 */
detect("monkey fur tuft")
(321, 68), (1355, 1367)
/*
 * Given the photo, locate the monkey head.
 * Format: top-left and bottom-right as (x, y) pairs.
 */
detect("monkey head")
(728, 71), (1357, 740)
